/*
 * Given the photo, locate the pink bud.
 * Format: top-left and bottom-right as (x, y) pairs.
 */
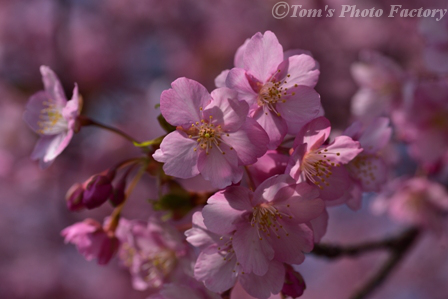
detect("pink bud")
(109, 179), (126, 207)
(66, 183), (85, 211)
(83, 175), (113, 209)
(282, 265), (306, 298)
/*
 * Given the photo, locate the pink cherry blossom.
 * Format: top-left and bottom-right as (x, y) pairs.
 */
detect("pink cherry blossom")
(186, 212), (286, 299)
(392, 79), (448, 165)
(115, 217), (190, 291)
(222, 31), (322, 148)
(61, 218), (119, 265)
(201, 175), (324, 277)
(287, 117), (363, 203)
(23, 66), (81, 169)
(350, 50), (407, 121)
(373, 177), (448, 233)
(153, 77), (268, 189)
(342, 117), (392, 209)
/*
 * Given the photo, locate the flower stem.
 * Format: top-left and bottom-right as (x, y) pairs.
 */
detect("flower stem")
(106, 165), (147, 232)
(79, 116), (140, 144)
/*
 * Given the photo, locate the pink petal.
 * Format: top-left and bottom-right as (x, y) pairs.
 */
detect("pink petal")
(317, 166), (352, 201)
(253, 174), (296, 206)
(197, 143), (243, 189)
(233, 223), (274, 276)
(239, 260), (285, 299)
(283, 49), (313, 60)
(358, 117), (392, 154)
(293, 116), (331, 150)
(275, 183), (324, 223)
(351, 88), (390, 119)
(185, 212), (220, 249)
(348, 155), (388, 192)
(276, 86), (322, 133)
(40, 65), (67, 105)
(276, 54), (320, 89)
(160, 77), (212, 126)
(310, 208), (329, 243)
(324, 136), (363, 164)
(203, 189), (250, 235)
(205, 88), (248, 131)
(31, 131), (73, 169)
(268, 222), (313, 264)
(253, 107), (287, 149)
(246, 150), (289, 188)
(234, 38), (250, 68)
(243, 31), (283, 83)
(62, 84), (81, 126)
(286, 143), (307, 181)
(194, 245), (238, 293)
(153, 131), (199, 179)
(221, 118), (269, 165)
(231, 281), (283, 299)
(215, 69), (230, 88)
(226, 68), (258, 107)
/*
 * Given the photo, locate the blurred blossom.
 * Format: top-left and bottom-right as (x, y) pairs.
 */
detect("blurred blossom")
(116, 217), (192, 291)
(61, 218), (120, 265)
(373, 177), (448, 233)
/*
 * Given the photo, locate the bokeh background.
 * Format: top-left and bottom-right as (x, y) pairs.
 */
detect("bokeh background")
(0, 0), (447, 298)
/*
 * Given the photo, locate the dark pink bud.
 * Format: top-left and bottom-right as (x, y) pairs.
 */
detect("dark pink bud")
(109, 179), (126, 207)
(83, 175), (113, 209)
(282, 265), (306, 298)
(66, 183), (85, 211)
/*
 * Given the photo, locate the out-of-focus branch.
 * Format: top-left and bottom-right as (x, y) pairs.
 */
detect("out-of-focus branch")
(349, 228), (420, 299)
(311, 228), (420, 299)
(311, 228), (419, 259)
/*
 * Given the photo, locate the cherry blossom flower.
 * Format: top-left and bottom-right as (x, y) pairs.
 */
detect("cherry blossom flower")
(287, 117), (362, 202)
(186, 212), (285, 299)
(23, 66), (81, 169)
(153, 77), (268, 189)
(392, 79), (448, 165)
(116, 217), (190, 291)
(201, 175), (324, 277)
(350, 50), (408, 121)
(61, 218), (119, 265)
(373, 177), (448, 233)
(221, 31), (322, 148)
(342, 117), (392, 210)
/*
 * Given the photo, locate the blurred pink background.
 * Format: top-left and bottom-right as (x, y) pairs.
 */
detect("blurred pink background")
(0, 0), (447, 298)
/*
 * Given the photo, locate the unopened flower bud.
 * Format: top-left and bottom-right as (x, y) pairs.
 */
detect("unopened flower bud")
(282, 265), (306, 298)
(66, 183), (85, 211)
(83, 175), (113, 209)
(109, 179), (126, 207)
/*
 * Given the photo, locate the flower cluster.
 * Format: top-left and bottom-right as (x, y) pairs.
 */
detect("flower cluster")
(23, 28), (448, 299)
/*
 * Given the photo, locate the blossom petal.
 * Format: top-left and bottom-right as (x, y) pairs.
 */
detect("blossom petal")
(226, 68), (258, 107)
(160, 77), (212, 126)
(276, 86), (322, 133)
(204, 88), (248, 132)
(235, 38), (250, 68)
(203, 189), (250, 235)
(215, 69), (230, 88)
(293, 116), (331, 150)
(197, 143), (242, 189)
(233, 224), (274, 276)
(309, 208), (329, 243)
(194, 245), (238, 293)
(253, 174), (295, 206)
(276, 54), (320, 88)
(185, 212), (220, 249)
(40, 65), (67, 105)
(243, 31), (283, 83)
(358, 117), (392, 154)
(221, 118), (269, 165)
(317, 166), (352, 201)
(239, 260), (285, 299)
(153, 131), (199, 179)
(324, 136), (363, 164)
(253, 107), (287, 149)
(275, 183), (324, 223)
(269, 222), (313, 264)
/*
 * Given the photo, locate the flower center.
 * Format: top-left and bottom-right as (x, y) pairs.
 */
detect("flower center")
(257, 73), (298, 116)
(251, 203), (292, 240)
(347, 154), (378, 187)
(301, 148), (341, 189)
(187, 111), (229, 155)
(140, 249), (177, 287)
(37, 99), (68, 134)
